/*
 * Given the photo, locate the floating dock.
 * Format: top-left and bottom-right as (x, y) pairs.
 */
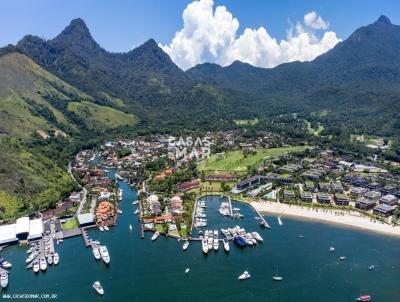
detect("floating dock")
(253, 207), (270, 228)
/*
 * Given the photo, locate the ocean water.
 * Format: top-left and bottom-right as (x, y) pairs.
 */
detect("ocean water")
(1, 178), (400, 301)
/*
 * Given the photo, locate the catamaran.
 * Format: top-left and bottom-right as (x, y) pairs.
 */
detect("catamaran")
(53, 252), (60, 265)
(202, 239), (209, 254)
(93, 281), (104, 296)
(182, 240), (190, 251)
(151, 231), (160, 241)
(99, 246), (110, 264)
(40, 257), (47, 271)
(0, 271), (8, 288)
(223, 238), (230, 252)
(238, 271), (251, 280)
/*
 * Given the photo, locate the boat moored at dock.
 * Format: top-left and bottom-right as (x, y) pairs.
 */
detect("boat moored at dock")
(223, 238), (230, 252)
(39, 257), (47, 271)
(99, 246), (110, 264)
(151, 231), (160, 241)
(1, 271), (8, 288)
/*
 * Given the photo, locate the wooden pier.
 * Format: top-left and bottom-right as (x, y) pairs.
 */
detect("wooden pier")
(227, 195), (233, 217)
(254, 207), (270, 228)
(81, 228), (91, 247)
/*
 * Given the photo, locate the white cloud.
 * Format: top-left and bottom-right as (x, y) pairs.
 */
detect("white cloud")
(161, 0), (341, 70)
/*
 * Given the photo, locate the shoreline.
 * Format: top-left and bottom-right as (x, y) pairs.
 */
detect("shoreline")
(251, 201), (400, 238)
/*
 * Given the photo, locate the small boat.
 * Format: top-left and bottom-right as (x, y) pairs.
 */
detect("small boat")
(185, 268), (190, 274)
(53, 253), (59, 265)
(298, 235), (304, 238)
(182, 240), (190, 251)
(27, 246), (35, 254)
(47, 255), (53, 265)
(238, 271), (251, 280)
(33, 261), (40, 273)
(0, 271), (8, 288)
(368, 265), (375, 271)
(233, 236), (247, 248)
(99, 226), (104, 232)
(330, 247), (335, 252)
(58, 239), (64, 243)
(151, 231), (160, 241)
(277, 216), (283, 225)
(104, 225), (109, 231)
(208, 237), (213, 250)
(99, 246), (110, 264)
(117, 209), (123, 214)
(340, 256), (346, 261)
(132, 201), (139, 205)
(233, 208), (240, 211)
(251, 232), (263, 242)
(40, 257), (47, 271)
(223, 238), (230, 252)
(92, 247), (101, 260)
(134, 209), (140, 215)
(272, 267), (283, 281)
(0, 258), (12, 269)
(129, 224), (133, 231)
(356, 294), (371, 302)
(26, 251), (39, 263)
(93, 281), (104, 296)
(202, 239), (209, 254)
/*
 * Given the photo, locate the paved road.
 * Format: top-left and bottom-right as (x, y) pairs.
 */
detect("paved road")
(75, 187), (88, 217)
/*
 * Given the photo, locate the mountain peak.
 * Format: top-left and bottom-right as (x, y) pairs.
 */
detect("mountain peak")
(54, 18), (98, 49)
(376, 15), (392, 25)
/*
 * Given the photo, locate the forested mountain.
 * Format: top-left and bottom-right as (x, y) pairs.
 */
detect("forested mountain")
(187, 15), (400, 136)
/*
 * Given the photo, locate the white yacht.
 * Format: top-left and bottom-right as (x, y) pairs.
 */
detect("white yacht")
(104, 225), (109, 231)
(47, 255), (53, 265)
(33, 261), (40, 273)
(223, 238), (230, 252)
(151, 231), (160, 241)
(26, 250), (39, 263)
(92, 281), (104, 296)
(202, 239), (209, 254)
(208, 237), (213, 250)
(132, 201), (139, 205)
(40, 257), (47, 271)
(129, 224), (133, 231)
(277, 216), (283, 226)
(369, 265), (375, 271)
(238, 271), (251, 280)
(99, 246), (110, 264)
(53, 253), (59, 265)
(92, 247), (101, 260)
(134, 208), (140, 215)
(252, 232), (263, 242)
(185, 268), (190, 274)
(117, 209), (123, 214)
(182, 240), (190, 251)
(330, 246), (335, 252)
(99, 226), (104, 232)
(340, 256), (346, 260)
(1, 271), (8, 288)
(0, 258), (12, 269)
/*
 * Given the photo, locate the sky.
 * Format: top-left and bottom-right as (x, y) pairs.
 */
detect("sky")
(1, 0), (400, 69)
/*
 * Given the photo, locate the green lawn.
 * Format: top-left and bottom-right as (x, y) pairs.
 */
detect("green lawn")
(62, 218), (78, 230)
(305, 121), (324, 136)
(198, 147), (309, 174)
(233, 118), (259, 126)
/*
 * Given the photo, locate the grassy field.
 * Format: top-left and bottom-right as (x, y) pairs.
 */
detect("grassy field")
(62, 218), (78, 230)
(306, 121), (324, 136)
(189, 181), (236, 194)
(198, 146), (309, 174)
(233, 118), (259, 126)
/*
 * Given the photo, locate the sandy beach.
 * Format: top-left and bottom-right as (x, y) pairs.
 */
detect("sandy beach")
(251, 201), (400, 237)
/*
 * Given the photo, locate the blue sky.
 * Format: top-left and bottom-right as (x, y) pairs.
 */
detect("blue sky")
(1, 0), (399, 69)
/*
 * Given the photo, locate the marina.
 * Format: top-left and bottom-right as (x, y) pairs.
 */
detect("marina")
(0, 179), (399, 301)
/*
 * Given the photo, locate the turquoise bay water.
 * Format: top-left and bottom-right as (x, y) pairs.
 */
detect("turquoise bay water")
(1, 177), (400, 301)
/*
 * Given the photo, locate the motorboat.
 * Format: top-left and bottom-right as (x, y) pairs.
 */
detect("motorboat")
(340, 256), (346, 261)
(223, 238), (230, 252)
(47, 255), (53, 265)
(26, 251), (39, 263)
(99, 246), (110, 264)
(40, 257), (47, 271)
(92, 247), (101, 260)
(117, 209), (123, 214)
(151, 231), (160, 241)
(53, 253), (59, 265)
(233, 236), (246, 248)
(356, 294), (371, 302)
(251, 232), (263, 242)
(0, 258), (12, 269)
(202, 239), (209, 254)
(104, 225), (109, 231)
(238, 271), (251, 280)
(0, 271), (8, 288)
(99, 226), (104, 232)
(134, 209), (140, 215)
(129, 224), (133, 231)
(213, 239), (219, 251)
(208, 237), (213, 250)
(93, 281), (104, 296)
(132, 201), (139, 205)
(330, 247), (335, 252)
(182, 240), (190, 251)
(368, 265), (375, 271)
(185, 268), (190, 274)
(33, 261), (40, 273)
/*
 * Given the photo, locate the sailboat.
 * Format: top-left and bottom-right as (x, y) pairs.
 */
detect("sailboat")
(272, 266), (283, 281)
